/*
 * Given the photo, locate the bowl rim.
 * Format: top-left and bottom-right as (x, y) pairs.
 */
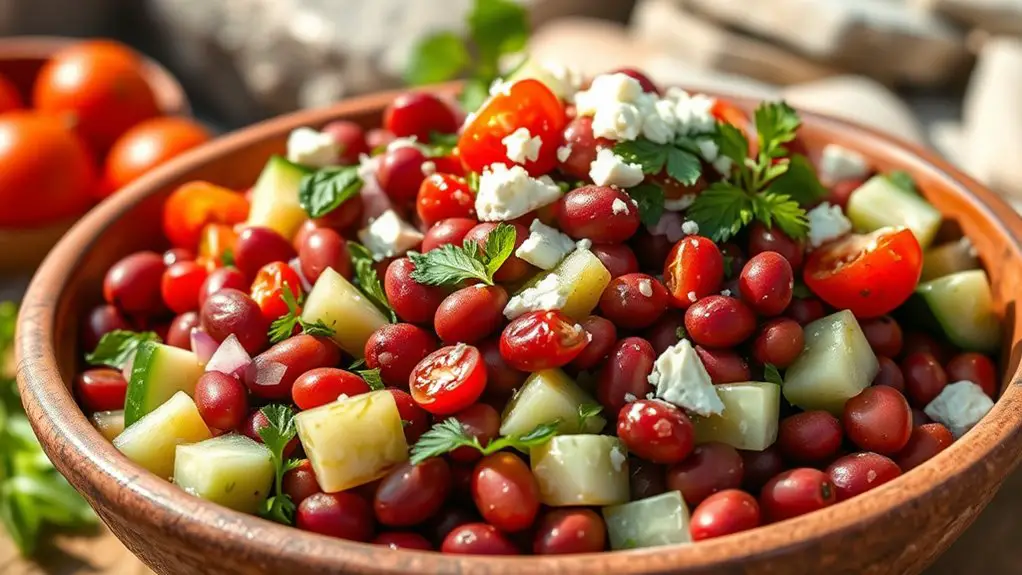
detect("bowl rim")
(16, 85), (1022, 574)
(0, 35), (191, 116)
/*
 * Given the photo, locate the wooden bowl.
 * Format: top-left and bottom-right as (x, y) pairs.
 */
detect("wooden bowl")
(0, 36), (190, 273)
(15, 87), (1022, 575)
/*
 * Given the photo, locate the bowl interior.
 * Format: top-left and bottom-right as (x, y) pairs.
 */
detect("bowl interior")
(17, 90), (1022, 575)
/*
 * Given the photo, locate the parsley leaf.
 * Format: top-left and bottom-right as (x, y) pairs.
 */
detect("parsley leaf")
(404, 32), (471, 86)
(298, 166), (363, 219)
(85, 330), (161, 369)
(767, 154), (828, 207)
(613, 139), (670, 175)
(576, 403), (603, 431)
(886, 170), (918, 194)
(675, 325), (688, 340)
(423, 131), (460, 158)
(468, 0), (529, 77)
(220, 248), (235, 268)
(752, 192), (809, 240)
(755, 101), (800, 158)
(348, 242), (398, 322)
(410, 418), (561, 465)
(408, 223), (516, 287)
(626, 183), (665, 228)
(267, 286), (337, 344)
(665, 147), (702, 186)
(356, 368), (385, 391)
(257, 405), (300, 525)
(764, 364), (784, 385)
(686, 183), (754, 243)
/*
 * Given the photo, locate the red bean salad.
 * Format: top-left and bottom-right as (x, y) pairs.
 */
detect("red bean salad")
(78, 65), (1001, 554)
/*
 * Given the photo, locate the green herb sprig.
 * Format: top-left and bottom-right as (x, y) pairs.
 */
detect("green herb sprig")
(256, 405), (303, 525)
(410, 418), (561, 465)
(348, 242), (398, 322)
(408, 223), (515, 287)
(85, 330), (161, 370)
(298, 165), (363, 219)
(267, 286), (336, 344)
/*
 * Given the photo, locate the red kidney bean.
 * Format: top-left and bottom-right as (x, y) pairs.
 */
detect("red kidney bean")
(570, 315), (618, 370)
(282, 459), (321, 506)
(378, 146), (429, 204)
(383, 92), (459, 141)
(902, 332), (951, 363)
(618, 400), (694, 464)
(103, 251), (167, 315)
(442, 523), (519, 555)
(383, 258), (447, 325)
(842, 386), (913, 454)
(245, 335), (341, 400)
(557, 185), (641, 244)
(160, 260), (208, 314)
(472, 452), (541, 532)
(751, 318), (804, 368)
(164, 311), (199, 349)
(740, 446), (786, 492)
(911, 407), (931, 427)
(901, 352), (948, 407)
(499, 310), (588, 372)
(200, 288), (269, 355)
(389, 388), (430, 444)
(872, 356), (905, 393)
(946, 352), (998, 398)
(321, 120), (369, 165)
(631, 230), (674, 274)
(759, 468), (836, 522)
(643, 312), (686, 356)
(297, 492), (375, 541)
(859, 316), (903, 358)
(825, 452), (901, 501)
(434, 285), (508, 344)
(426, 507), (479, 546)
(685, 296), (756, 348)
(365, 323), (438, 388)
(739, 251), (794, 316)
(477, 337), (527, 399)
(785, 297), (826, 325)
(596, 337), (655, 415)
(314, 194), (365, 235)
(464, 222), (532, 282)
(81, 304), (132, 351)
(291, 368), (371, 410)
(590, 243), (640, 279)
(558, 116), (611, 181)
(74, 368), (128, 412)
(690, 489), (761, 541)
(747, 223), (805, 271)
(233, 227), (296, 279)
(299, 228), (352, 284)
(663, 236), (725, 308)
(373, 531), (433, 550)
(198, 267), (248, 309)
(533, 509), (606, 555)
(598, 273), (669, 330)
(194, 371), (249, 430)
(777, 411), (843, 464)
(691, 346), (749, 385)
(665, 442), (744, 507)
(422, 217), (478, 253)
(374, 458), (451, 527)
(894, 423), (954, 471)
(629, 458), (667, 500)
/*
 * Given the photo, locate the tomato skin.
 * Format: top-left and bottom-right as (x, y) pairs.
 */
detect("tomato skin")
(0, 112), (97, 226)
(249, 262), (303, 322)
(160, 260), (209, 314)
(0, 73), (23, 113)
(33, 41), (160, 152)
(804, 227), (923, 318)
(499, 310), (588, 372)
(102, 116), (211, 196)
(416, 173), (476, 227)
(409, 344), (488, 415)
(163, 181), (249, 250)
(664, 236), (726, 308)
(458, 79), (566, 176)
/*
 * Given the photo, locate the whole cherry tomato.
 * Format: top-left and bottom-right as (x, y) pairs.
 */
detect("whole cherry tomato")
(0, 112), (96, 227)
(163, 181), (249, 250)
(102, 116), (211, 196)
(804, 227), (923, 318)
(33, 40), (160, 152)
(458, 79), (566, 176)
(198, 223), (239, 265)
(0, 72), (23, 113)
(409, 344), (487, 415)
(416, 173), (476, 227)
(250, 261), (303, 322)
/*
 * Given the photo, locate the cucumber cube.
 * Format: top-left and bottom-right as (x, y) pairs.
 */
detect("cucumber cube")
(603, 491), (692, 550)
(246, 155), (313, 241)
(174, 434), (275, 514)
(114, 391), (211, 479)
(531, 435), (629, 506)
(301, 267), (389, 358)
(846, 175), (941, 249)
(693, 382), (780, 451)
(500, 369), (605, 436)
(124, 342), (204, 426)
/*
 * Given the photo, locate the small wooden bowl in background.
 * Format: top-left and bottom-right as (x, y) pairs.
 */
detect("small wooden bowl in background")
(0, 36), (190, 274)
(15, 87), (1022, 575)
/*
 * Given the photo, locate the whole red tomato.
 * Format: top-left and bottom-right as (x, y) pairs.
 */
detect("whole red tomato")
(101, 116), (211, 197)
(0, 112), (96, 227)
(33, 40), (160, 153)
(0, 72), (23, 114)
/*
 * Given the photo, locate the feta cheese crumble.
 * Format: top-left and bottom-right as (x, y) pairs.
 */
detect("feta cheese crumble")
(576, 238), (593, 251)
(356, 210), (424, 260)
(611, 198), (631, 215)
(590, 148), (645, 189)
(609, 446), (626, 472)
(286, 127), (340, 168)
(516, 219), (576, 270)
(681, 220), (700, 236)
(502, 127), (543, 165)
(924, 381), (994, 438)
(819, 144), (869, 183)
(638, 279), (653, 297)
(806, 202), (853, 248)
(503, 273), (570, 320)
(648, 339), (724, 416)
(476, 164), (562, 222)
(420, 160), (436, 176)
(557, 144), (572, 163)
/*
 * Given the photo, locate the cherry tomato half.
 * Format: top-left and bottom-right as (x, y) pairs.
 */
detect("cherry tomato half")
(410, 344), (487, 415)
(803, 227), (922, 318)
(250, 261), (303, 322)
(163, 181), (250, 250)
(458, 79), (566, 176)
(499, 310), (588, 372)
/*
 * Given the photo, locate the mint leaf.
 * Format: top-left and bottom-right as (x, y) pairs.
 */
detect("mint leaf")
(348, 242), (397, 322)
(409, 244), (490, 287)
(665, 148), (702, 185)
(626, 183), (665, 228)
(405, 32), (471, 85)
(686, 183), (755, 243)
(85, 330), (161, 369)
(481, 223), (517, 279)
(767, 154), (828, 207)
(764, 364), (784, 385)
(298, 166), (363, 218)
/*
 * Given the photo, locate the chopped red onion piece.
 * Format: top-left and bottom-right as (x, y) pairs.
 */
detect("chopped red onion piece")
(190, 328), (219, 365)
(289, 257), (313, 292)
(250, 360), (287, 387)
(204, 334), (253, 378)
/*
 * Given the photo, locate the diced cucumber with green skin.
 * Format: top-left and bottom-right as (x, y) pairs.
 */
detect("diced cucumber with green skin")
(174, 434), (274, 514)
(515, 248), (611, 321)
(921, 238), (980, 282)
(910, 270), (1000, 353)
(246, 155), (313, 241)
(91, 410), (125, 441)
(846, 175), (942, 248)
(783, 310), (878, 415)
(692, 382), (780, 451)
(114, 391), (211, 480)
(530, 435), (629, 506)
(300, 267), (389, 357)
(603, 491), (692, 550)
(500, 369), (605, 436)
(296, 390), (408, 493)
(124, 342), (204, 426)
